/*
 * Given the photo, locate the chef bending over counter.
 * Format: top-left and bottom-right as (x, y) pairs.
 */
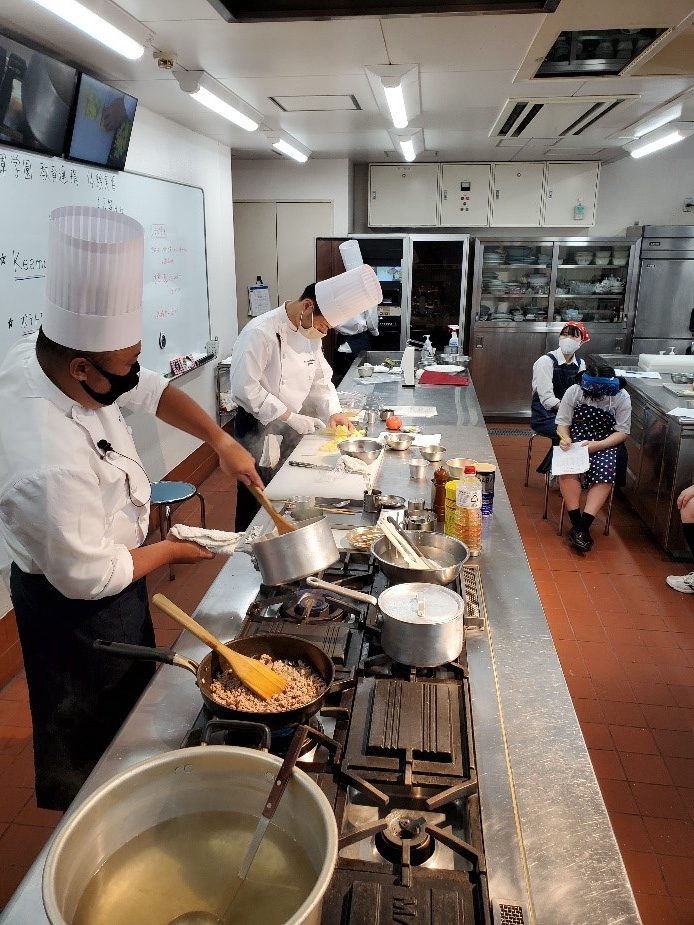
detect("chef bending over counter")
(230, 266), (382, 530)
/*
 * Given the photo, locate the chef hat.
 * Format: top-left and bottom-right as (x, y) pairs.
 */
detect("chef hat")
(315, 265), (382, 328)
(338, 239), (364, 271)
(43, 206), (145, 352)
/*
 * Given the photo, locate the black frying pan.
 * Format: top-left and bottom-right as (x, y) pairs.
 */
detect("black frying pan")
(93, 633), (335, 731)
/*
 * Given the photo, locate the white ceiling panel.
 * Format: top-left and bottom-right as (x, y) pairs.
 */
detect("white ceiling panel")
(2, 0), (694, 162)
(381, 13), (544, 72)
(149, 19), (388, 78)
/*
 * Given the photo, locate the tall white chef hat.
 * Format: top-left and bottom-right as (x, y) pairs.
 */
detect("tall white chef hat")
(315, 264), (382, 328)
(43, 205), (145, 352)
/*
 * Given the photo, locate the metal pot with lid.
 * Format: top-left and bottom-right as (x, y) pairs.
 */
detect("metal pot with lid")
(306, 577), (465, 667)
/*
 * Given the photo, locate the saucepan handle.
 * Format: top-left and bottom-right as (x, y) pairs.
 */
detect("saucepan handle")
(305, 576), (378, 606)
(92, 639), (199, 675)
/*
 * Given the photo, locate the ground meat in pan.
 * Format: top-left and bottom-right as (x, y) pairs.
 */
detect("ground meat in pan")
(210, 654), (325, 712)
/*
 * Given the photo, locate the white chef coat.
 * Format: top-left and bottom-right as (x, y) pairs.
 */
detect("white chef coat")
(335, 305), (379, 338)
(229, 305), (341, 425)
(0, 335), (167, 601)
(532, 346), (586, 412)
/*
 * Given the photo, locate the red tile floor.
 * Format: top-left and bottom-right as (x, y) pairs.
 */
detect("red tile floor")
(0, 444), (693, 921)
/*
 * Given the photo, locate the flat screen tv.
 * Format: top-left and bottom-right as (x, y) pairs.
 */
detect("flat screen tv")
(67, 73), (137, 170)
(0, 33), (77, 156)
(375, 265), (401, 283)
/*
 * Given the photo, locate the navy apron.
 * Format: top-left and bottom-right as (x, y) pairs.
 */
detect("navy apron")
(533, 354), (581, 473)
(531, 353), (581, 438)
(10, 566), (155, 811)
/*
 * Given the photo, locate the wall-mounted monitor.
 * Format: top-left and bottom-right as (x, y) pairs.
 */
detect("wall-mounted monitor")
(0, 32), (77, 156)
(67, 73), (137, 170)
(374, 265), (401, 283)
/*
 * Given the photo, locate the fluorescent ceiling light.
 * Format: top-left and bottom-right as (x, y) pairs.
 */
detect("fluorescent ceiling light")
(29, 0), (147, 60)
(633, 104), (683, 139)
(382, 78), (408, 129)
(174, 71), (261, 132)
(400, 138), (417, 162)
(630, 130), (684, 158)
(272, 139), (308, 162)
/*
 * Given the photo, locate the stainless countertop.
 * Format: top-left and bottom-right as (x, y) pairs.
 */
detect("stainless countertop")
(1, 362), (641, 925)
(593, 353), (694, 423)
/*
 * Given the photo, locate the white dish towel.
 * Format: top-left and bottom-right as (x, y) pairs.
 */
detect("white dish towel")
(169, 524), (265, 555)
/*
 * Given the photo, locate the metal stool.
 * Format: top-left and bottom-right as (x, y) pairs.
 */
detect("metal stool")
(557, 483), (615, 537)
(525, 432), (553, 487)
(150, 481), (206, 580)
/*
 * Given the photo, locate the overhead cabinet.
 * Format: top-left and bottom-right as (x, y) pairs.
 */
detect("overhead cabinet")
(542, 162), (600, 226)
(490, 163), (545, 227)
(368, 161), (599, 228)
(439, 164), (492, 227)
(368, 165), (439, 228)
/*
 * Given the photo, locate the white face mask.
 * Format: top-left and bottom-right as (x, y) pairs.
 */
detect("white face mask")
(298, 310), (327, 340)
(559, 336), (581, 356)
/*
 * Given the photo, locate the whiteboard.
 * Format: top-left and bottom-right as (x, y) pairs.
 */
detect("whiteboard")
(0, 148), (210, 376)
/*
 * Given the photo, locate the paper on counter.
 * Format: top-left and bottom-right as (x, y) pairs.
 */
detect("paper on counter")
(668, 407), (694, 419)
(616, 369), (662, 379)
(551, 444), (590, 476)
(424, 365), (464, 374)
(392, 405), (438, 418)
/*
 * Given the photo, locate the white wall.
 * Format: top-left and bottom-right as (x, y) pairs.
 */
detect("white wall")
(592, 135), (694, 236)
(232, 157), (351, 234)
(124, 107), (237, 481)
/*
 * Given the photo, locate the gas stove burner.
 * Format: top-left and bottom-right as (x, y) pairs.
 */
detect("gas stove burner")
(375, 811), (436, 866)
(281, 587), (346, 623)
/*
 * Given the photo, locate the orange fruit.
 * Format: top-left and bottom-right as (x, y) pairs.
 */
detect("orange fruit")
(386, 415), (402, 431)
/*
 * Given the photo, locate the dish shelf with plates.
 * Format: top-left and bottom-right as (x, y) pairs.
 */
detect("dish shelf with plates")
(470, 236), (640, 417)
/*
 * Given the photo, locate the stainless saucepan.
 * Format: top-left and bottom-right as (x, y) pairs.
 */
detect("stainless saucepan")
(251, 516), (340, 585)
(372, 530), (469, 585)
(306, 576), (465, 667)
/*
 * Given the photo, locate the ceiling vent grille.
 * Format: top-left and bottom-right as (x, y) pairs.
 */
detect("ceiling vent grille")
(491, 96), (636, 140)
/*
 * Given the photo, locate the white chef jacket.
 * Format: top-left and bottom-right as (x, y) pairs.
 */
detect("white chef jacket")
(0, 335), (167, 601)
(229, 305), (341, 425)
(532, 347), (586, 412)
(335, 305), (379, 338)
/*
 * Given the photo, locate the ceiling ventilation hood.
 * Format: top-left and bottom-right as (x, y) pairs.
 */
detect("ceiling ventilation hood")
(206, 0), (561, 22)
(491, 96), (636, 141)
(535, 28), (667, 78)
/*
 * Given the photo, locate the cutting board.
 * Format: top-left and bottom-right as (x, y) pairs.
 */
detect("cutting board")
(265, 435), (385, 501)
(638, 354), (694, 373)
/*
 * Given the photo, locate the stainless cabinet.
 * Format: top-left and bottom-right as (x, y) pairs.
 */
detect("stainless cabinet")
(471, 328), (547, 417)
(469, 236), (639, 416)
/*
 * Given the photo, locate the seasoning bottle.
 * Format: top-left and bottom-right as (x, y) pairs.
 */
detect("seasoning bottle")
(456, 465), (483, 555)
(432, 466), (449, 523)
(444, 479), (459, 537)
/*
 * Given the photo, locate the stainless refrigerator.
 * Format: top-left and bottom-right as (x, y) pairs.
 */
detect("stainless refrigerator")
(632, 226), (694, 355)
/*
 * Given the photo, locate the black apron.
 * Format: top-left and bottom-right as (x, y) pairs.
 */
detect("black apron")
(533, 354), (581, 474)
(332, 329), (370, 385)
(10, 565), (155, 811)
(234, 407), (300, 532)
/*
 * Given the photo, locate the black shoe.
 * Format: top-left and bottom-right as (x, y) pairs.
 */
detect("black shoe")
(567, 527), (593, 552)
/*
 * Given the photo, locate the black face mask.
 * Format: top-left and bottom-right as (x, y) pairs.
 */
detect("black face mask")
(81, 359), (140, 406)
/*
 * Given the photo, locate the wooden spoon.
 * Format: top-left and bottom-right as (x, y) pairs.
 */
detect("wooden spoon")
(248, 484), (296, 536)
(152, 594), (287, 700)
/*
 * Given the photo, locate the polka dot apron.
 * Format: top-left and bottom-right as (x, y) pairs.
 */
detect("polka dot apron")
(570, 399), (617, 487)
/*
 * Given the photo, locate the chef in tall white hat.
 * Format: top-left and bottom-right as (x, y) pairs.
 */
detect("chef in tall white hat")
(0, 206), (261, 811)
(229, 264), (382, 530)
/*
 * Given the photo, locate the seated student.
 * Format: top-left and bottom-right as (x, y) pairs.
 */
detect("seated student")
(666, 485), (694, 593)
(555, 364), (631, 552)
(531, 322), (589, 442)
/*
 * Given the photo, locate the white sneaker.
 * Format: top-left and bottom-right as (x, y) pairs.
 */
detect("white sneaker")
(666, 572), (694, 593)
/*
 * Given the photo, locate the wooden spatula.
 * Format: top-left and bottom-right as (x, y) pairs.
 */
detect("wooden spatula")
(152, 594), (287, 700)
(248, 484), (296, 535)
